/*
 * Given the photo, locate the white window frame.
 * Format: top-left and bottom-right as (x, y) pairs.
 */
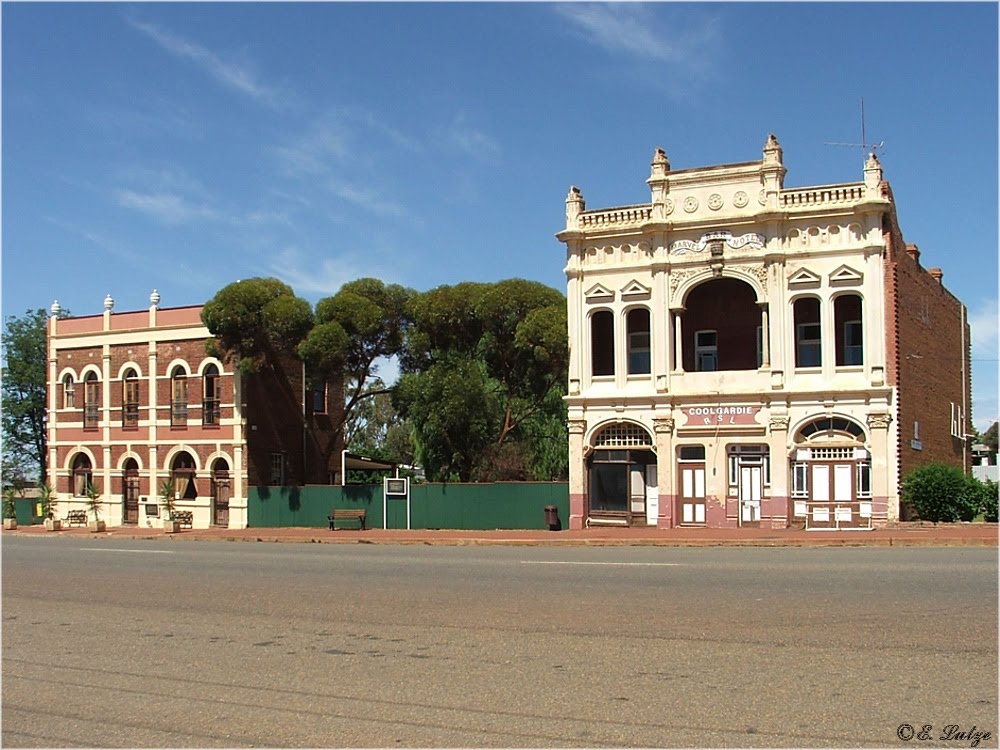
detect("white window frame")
(791, 462), (809, 497)
(694, 330), (718, 372)
(857, 461), (872, 498)
(796, 323), (822, 368)
(842, 319), (863, 366)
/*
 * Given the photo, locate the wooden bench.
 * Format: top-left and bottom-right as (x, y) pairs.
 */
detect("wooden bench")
(173, 511), (194, 529)
(328, 508), (367, 531)
(65, 510), (88, 527)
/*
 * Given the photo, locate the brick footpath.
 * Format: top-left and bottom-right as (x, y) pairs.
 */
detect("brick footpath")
(6, 522), (997, 547)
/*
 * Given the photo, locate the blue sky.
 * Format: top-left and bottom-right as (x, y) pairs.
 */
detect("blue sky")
(3, 2), (997, 429)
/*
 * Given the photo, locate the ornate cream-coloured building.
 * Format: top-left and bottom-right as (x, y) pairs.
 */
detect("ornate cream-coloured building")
(556, 135), (971, 530)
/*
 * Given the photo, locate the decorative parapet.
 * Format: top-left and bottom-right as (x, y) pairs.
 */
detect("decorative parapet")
(780, 184), (866, 208)
(579, 204), (653, 229)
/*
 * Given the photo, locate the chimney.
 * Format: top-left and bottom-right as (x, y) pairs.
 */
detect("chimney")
(905, 243), (920, 263)
(928, 268), (943, 285)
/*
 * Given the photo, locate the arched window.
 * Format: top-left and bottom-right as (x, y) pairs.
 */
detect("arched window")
(794, 298), (822, 368)
(834, 295), (863, 366)
(171, 451), (198, 500)
(591, 311), (615, 377)
(626, 308), (651, 375)
(203, 364), (220, 426)
(171, 366), (188, 426)
(72, 454), (93, 497)
(122, 368), (139, 428)
(83, 372), (100, 429)
(62, 374), (75, 409)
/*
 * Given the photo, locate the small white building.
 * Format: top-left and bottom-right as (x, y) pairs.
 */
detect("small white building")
(556, 136), (971, 530)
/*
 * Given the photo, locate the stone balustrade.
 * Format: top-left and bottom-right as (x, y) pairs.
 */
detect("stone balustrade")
(579, 204), (652, 228)
(780, 184), (865, 207)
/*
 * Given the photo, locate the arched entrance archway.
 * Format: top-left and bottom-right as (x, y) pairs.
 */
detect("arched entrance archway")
(211, 458), (230, 527)
(790, 416), (871, 529)
(586, 422), (657, 526)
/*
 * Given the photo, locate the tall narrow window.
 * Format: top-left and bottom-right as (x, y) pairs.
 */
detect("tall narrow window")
(591, 311), (615, 377)
(123, 369), (139, 429)
(72, 454), (93, 497)
(83, 372), (99, 429)
(835, 295), (863, 366)
(270, 453), (286, 486)
(62, 374), (76, 409)
(203, 364), (220, 426)
(171, 366), (188, 427)
(694, 330), (718, 372)
(626, 308), (651, 375)
(794, 298), (822, 368)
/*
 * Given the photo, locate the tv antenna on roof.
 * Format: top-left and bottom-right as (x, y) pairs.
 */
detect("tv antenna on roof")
(825, 97), (886, 159)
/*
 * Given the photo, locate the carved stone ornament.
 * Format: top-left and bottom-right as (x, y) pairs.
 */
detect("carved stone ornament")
(653, 418), (675, 435)
(757, 189), (767, 206)
(670, 231), (766, 255)
(733, 190), (749, 208)
(683, 196), (699, 213)
(568, 419), (587, 436)
(708, 193), (723, 210)
(769, 415), (790, 431)
(663, 198), (674, 215)
(748, 265), (769, 285)
(866, 413), (892, 430)
(669, 271), (690, 294)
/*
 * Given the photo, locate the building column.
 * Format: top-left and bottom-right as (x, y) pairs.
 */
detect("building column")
(758, 303), (771, 369)
(767, 414), (790, 529)
(672, 308), (685, 373)
(653, 417), (675, 528)
(867, 412), (894, 523)
(567, 418), (587, 530)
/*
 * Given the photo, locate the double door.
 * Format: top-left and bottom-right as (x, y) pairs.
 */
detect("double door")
(679, 463), (706, 524)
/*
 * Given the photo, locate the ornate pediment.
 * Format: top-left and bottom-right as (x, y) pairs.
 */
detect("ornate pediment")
(620, 280), (651, 301)
(788, 267), (821, 286)
(584, 283), (615, 303)
(829, 264), (864, 284)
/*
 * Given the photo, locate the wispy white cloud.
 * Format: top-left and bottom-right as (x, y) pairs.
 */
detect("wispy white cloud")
(444, 113), (501, 161)
(127, 18), (283, 106)
(328, 179), (408, 218)
(269, 247), (371, 297)
(115, 189), (219, 225)
(553, 3), (721, 89)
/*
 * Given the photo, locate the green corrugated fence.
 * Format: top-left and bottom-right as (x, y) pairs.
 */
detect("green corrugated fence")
(248, 482), (570, 530)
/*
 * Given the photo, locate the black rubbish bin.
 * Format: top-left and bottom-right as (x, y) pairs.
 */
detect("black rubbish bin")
(544, 505), (561, 531)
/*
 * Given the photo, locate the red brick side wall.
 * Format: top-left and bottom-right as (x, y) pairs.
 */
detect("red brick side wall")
(243, 355), (345, 487)
(883, 196), (971, 487)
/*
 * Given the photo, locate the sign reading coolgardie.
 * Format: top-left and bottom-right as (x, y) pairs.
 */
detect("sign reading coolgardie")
(682, 406), (761, 426)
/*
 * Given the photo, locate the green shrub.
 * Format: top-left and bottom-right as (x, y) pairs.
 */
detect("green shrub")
(902, 463), (980, 523)
(975, 479), (998, 522)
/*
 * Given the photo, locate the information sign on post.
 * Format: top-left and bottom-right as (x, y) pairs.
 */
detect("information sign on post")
(383, 477), (410, 530)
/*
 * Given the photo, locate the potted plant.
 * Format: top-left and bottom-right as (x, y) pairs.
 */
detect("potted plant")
(3, 487), (17, 530)
(160, 478), (179, 533)
(40, 482), (61, 531)
(85, 481), (106, 532)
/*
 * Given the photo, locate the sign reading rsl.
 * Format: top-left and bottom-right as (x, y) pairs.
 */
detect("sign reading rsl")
(683, 406), (761, 426)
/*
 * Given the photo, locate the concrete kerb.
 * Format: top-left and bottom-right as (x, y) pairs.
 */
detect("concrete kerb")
(5, 523), (997, 547)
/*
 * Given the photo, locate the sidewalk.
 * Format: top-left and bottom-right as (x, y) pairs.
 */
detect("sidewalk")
(6, 521), (997, 547)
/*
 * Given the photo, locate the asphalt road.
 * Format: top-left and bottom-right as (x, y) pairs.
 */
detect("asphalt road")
(2, 537), (996, 748)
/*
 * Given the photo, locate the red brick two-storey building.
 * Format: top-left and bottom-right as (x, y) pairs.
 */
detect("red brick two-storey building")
(46, 291), (343, 529)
